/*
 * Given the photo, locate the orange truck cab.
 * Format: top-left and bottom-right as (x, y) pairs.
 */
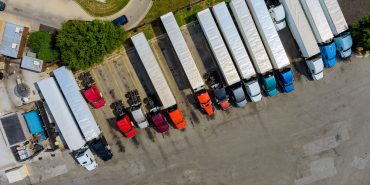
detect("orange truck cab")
(166, 105), (186, 129)
(195, 89), (214, 116)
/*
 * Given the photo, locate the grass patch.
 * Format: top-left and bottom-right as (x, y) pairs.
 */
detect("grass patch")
(75, 0), (129, 17)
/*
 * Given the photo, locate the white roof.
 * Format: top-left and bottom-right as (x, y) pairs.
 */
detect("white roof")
(212, 2), (256, 80)
(160, 12), (205, 90)
(299, 0), (334, 43)
(131, 33), (177, 109)
(230, 0), (272, 75)
(197, 9), (240, 86)
(319, 0), (348, 35)
(37, 77), (86, 151)
(281, 0), (320, 58)
(246, 0), (290, 70)
(53, 67), (101, 141)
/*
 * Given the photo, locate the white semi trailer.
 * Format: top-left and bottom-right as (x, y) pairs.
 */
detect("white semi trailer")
(246, 0), (294, 93)
(160, 12), (214, 115)
(131, 33), (186, 129)
(230, 0), (278, 97)
(53, 67), (113, 161)
(319, 0), (352, 58)
(280, 0), (324, 80)
(37, 77), (97, 171)
(212, 2), (262, 102)
(197, 8), (247, 107)
(299, 0), (337, 68)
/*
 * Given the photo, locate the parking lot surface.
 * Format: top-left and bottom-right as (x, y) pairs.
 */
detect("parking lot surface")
(7, 14), (364, 184)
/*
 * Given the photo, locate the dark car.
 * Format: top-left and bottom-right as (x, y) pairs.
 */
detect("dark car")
(112, 15), (128, 26)
(90, 138), (113, 161)
(0, 1), (6, 11)
(150, 112), (169, 133)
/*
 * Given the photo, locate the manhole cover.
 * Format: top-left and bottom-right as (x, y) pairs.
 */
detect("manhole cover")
(14, 83), (30, 98)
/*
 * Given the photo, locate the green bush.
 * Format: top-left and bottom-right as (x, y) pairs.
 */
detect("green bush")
(351, 13), (370, 50)
(27, 31), (59, 62)
(56, 20), (126, 70)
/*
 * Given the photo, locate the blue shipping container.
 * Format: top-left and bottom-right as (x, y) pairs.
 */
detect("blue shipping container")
(23, 110), (46, 141)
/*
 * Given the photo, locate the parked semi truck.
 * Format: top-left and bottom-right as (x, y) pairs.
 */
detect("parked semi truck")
(266, 0), (287, 31)
(230, 0), (277, 97)
(299, 0), (337, 68)
(53, 67), (112, 161)
(160, 12), (214, 115)
(197, 8), (247, 107)
(246, 0), (294, 93)
(131, 33), (186, 129)
(212, 2), (262, 102)
(280, 0), (324, 80)
(319, 0), (352, 58)
(37, 77), (97, 171)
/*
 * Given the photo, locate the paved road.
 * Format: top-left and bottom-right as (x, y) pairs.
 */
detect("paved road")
(29, 56), (370, 185)
(1, 0), (152, 30)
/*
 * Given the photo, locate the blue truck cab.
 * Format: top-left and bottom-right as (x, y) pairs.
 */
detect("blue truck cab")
(276, 68), (294, 93)
(334, 31), (352, 59)
(261, 73), (278, 97)
(319, 41), (337, 68)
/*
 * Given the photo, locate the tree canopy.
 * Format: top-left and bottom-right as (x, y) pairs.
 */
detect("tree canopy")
(27, 31), (59, 62)
(351, 13), (370, 50)
(56, 20), (125, 70)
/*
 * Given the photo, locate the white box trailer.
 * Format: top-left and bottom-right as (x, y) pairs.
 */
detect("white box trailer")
(280, 0), (324, 80)
(319, 0), (352, 58)
(197, 8), (247, 107)
(299, 0), (337, 67)
(37, 78), (97, 171)
(160, 12), (214, 115)
(212, 2), (262, 102)
(131, 33), (176, 109)
(246, 0), (294, 93)
(131, 33), (186, 128)
(212, 2), (255, 80)
(53, 66), (101, 142)
(160, 12), (204, 91)
(230, 0), (273, 75)
(299, 0), (333, 44)
(196, 9), (240, 87)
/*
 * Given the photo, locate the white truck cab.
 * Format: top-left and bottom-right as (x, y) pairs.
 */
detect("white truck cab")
(306, 58), (324, 80)
(131, 107), (149, 128)
(74, 148), (97, 171)
(244, 80), (262, 102)
(268, 4), (287, 31)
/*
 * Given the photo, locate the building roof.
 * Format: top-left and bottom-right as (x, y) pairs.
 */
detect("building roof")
(21, 56), (43, 72)
(0, 21), (27, 58)
(0, 113), (29, 147)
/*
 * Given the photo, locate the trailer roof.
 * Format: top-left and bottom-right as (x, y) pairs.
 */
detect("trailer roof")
(37, 77), (85, 151)
(53, 67), (101, 141)
(160, 12), (204, 90)
(281, 0), (320, 58)
(319, 0), (348, 35)
(212, 2), (256, 80)
(197, 8), (240, 86)
(131, 33), (177, 109)
(230, 0), (272, 75)
(299, 0), (333, 43)
(246, 0), (290, 70)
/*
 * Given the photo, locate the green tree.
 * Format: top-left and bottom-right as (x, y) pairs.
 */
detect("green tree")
(27, 31), (59, 62)
(56, 20), (125, 70)
(351, 13), (370, 50)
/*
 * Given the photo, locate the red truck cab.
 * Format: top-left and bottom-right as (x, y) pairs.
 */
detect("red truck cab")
(195, 89), (214, 116)
(116, 114), (136, 138)
(166, 106), (186, 129)
(83, 84), (106, 109)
